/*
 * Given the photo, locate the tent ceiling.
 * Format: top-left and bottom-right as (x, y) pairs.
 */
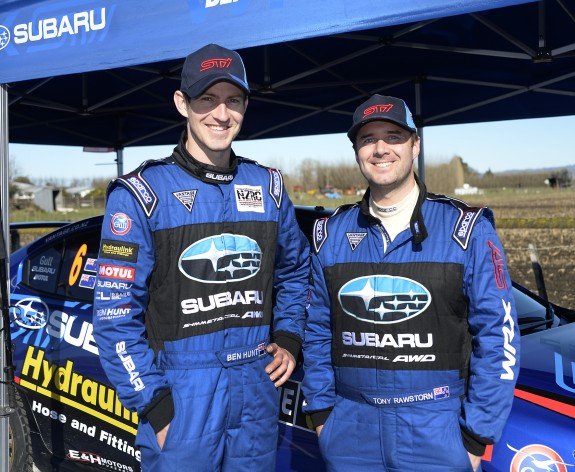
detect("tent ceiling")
(6, 0), (575, 150)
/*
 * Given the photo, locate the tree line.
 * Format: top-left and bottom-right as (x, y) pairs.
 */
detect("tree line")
(10, 157), (572, 203)
(283, 156), (571, 196)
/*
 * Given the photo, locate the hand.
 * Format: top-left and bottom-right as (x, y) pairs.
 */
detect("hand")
(468, 452), (481, 472)
(265, 343), (296, 387)
(315, 424), (323, 437)
(156, 423), (170, 450)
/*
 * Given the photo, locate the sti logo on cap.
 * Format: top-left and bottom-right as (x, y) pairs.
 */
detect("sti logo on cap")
(200, 58), (232, 72)
(363, 104), (394, 118)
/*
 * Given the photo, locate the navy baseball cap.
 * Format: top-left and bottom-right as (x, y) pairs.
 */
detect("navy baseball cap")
(180, 43), (250, 98)
(347, 94), (417, 142)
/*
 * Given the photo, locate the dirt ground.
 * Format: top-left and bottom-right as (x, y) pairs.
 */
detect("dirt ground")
(498, 227), (575, 308)
(467, 189), (575, 309)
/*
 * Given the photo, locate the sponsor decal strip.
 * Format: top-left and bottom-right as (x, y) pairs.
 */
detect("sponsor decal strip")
(17, 377), (137, 435)
(116, 173), (158, 217)
(268, 169), (283, 208)
(100, 239), (139, 262)
(514, 387), (575, 419)
(482, 445), (494, 462)
(452, 208), (481, 250)
(277, 379), (314, 433)
(313, 218), (329, 253)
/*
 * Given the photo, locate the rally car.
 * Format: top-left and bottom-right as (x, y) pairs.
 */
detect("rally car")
(6, 207), (575, 472)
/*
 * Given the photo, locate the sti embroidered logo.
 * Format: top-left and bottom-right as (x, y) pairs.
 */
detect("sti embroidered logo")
(363, 104), (393, 118)
(488, 240), (507, 289)
(200, 58), (232, 72)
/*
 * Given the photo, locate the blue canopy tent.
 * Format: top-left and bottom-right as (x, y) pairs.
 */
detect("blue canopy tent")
(3, 1), (575, 180)
(6, 0), (575, 469)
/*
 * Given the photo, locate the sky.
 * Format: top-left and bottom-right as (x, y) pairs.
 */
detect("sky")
(8, 114), (575, 184)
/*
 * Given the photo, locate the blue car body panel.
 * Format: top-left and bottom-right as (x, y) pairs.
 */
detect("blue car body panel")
(483, 323), (575, 472)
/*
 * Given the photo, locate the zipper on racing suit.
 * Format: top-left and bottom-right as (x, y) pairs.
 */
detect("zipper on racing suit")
(377, 224), (391, 253)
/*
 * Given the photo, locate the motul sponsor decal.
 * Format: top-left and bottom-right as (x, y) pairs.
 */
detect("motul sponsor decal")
(98, 264), (135, 281)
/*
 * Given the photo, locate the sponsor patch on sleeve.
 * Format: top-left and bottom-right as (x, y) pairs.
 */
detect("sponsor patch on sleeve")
(488, 240), (508, 289)
(452, 209), (481, 249)
(268, 169), (283, 209)
(116, 173), (158, 217)
(100, 239), (139, 262)
(98, 264), (136, 281)
(313, 218), (329, 253)
(110, 212), (132, 236)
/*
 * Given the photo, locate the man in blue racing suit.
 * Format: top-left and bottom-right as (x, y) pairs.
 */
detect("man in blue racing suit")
(93, 43), (310, 471)
(302, 94), (520, 472)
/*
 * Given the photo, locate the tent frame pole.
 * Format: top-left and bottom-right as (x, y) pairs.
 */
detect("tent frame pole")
(0, 83), (12, 472)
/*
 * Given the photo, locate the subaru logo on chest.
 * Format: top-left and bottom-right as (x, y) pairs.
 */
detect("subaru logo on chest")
(338, 275), (431, 324)
(179, 233), (262, 283)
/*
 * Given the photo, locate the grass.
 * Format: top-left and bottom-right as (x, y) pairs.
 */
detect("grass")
(297, 186), (575, 228)
(495, 217), (575, 229)
(9, 207), (104, 223)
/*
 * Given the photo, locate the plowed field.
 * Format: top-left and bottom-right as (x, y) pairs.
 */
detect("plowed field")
(466, 189), (575, 309)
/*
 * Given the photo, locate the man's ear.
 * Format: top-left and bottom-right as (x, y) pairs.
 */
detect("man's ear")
(412, 136), (421, 161)
(174, 90), (189, 118)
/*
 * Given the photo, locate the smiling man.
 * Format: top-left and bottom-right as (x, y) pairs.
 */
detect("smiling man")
(302, 94), (520, 472)
(93, 43), (310, 471)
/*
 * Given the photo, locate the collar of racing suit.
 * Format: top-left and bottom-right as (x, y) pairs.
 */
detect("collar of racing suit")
(359, 173), (428, 244)
(168, 131), (238, 184)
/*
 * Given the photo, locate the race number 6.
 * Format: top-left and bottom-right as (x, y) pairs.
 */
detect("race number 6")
(69, 244), (88, 286)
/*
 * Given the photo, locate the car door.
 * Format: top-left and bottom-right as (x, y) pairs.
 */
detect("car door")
(9, 218), (141, 472)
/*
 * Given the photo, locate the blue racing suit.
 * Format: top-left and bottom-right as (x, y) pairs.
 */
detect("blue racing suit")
(93, 133), (309, 471)
(302, 179), (520, 472)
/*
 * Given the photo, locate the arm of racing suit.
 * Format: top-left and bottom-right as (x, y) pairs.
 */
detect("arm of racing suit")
(460, 216), (521, 456)
(270, 189), (310, 360)
(93, 184), (173, 434)
(301, 247), (335, 429)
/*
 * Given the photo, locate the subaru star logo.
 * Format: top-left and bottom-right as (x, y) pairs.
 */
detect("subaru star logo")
(338, 275), (431, 324)
(0, 25), (10, 51)
(179, 233), (262, 283)
(11, 297), (50, 330)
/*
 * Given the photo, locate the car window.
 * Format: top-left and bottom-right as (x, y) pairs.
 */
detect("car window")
(513, 286), (552, 334)
(21, 228), (100, 303)
(294, 206), (332, 243)
(25, 246), (62, 294)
